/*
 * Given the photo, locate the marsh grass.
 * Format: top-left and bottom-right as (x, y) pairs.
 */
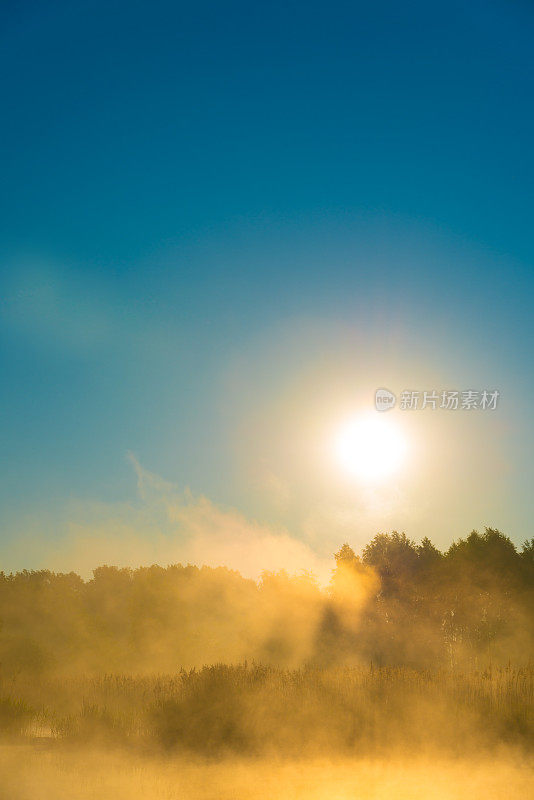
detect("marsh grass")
(0, 664), (532, 755)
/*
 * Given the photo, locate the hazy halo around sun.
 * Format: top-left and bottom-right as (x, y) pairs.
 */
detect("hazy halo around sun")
(334, 413), (408, 482)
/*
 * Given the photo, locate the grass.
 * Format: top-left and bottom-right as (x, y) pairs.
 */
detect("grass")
(0, 663), (532, 755)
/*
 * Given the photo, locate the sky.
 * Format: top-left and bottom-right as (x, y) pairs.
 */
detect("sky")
(1, 0), (533, 576)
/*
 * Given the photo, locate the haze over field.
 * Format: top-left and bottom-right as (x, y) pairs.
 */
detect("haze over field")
(0, 537), (533, 798)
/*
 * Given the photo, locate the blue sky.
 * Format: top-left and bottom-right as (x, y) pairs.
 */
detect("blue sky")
(1, 0), (533, 570)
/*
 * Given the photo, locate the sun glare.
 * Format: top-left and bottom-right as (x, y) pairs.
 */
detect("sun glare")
(335, 413), (408, 482)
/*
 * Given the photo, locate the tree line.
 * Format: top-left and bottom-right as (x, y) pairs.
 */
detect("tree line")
(0, 527), (532, 674)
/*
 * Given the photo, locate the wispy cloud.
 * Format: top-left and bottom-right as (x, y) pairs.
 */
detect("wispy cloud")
(4, 455), (332, 584)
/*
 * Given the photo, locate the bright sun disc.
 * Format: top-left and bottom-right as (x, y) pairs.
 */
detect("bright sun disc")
(335, 414), (407, 481)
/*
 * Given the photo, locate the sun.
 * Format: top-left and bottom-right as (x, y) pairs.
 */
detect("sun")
(335, 413), (408, 482)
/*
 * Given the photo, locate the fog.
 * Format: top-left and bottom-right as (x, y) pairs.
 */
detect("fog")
(1, 749), (532, 800)
(0, 530), (532, 798)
